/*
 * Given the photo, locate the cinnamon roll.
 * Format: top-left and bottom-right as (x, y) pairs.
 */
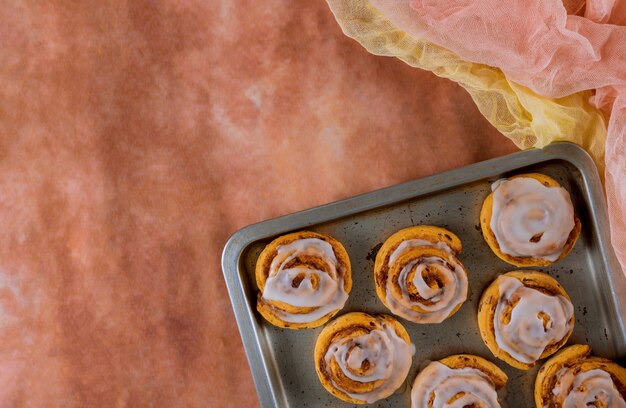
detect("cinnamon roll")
(478, 271), (574, 370)
(314, 312), (413, 404)
(374, 226), (468, 324)
(255, 231), (351, 329)
(535, 344), (626, 407)
(480, 173), (581, 266)
(411, 354), (508, 407)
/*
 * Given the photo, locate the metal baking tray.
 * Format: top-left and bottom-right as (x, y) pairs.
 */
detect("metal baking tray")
(222, 143), (626, 408)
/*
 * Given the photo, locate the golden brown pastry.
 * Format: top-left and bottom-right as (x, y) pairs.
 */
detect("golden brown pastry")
(478, 270), (574, 370)
(535, 344), (626, 407)
(480, 173), (581, 267)
(255, 231), (351, 329)
(373, 225), (468, 323)
(411, 354), (508, 407)
(314, 312), (413, 404)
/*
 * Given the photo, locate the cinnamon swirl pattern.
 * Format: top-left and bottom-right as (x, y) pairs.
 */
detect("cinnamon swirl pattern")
(374, 226), (468, 324)
(480, 173), (581, 266)
(314, 312), (413, 404)
(411, 354), (508, 408)
(535, 344), (626, 408)
(255, 231), (351, 329)
(478, 271), (574, 370)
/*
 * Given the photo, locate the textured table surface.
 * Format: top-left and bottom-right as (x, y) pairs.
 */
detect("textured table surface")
(0, 1), (515, 406)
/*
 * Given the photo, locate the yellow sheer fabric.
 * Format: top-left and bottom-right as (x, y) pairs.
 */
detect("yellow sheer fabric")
(326, 0), (607, 174)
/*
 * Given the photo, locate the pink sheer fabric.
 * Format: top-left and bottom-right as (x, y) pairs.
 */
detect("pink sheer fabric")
(369, 0), (626, 273)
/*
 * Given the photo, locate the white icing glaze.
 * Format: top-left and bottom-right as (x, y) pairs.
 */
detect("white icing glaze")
(490, 177), (575, 261)
(553, 367), (626, 408)
(494, 276), (573, 364)
(386, 239), (467, 324)
(491, 178), (506, 192)
(262, 238), (348, 323)
(411, 361), (501, 408)
(324, 320), (413, 403)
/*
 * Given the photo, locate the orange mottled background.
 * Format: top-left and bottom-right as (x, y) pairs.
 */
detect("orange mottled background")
(0, 1), (515, 407)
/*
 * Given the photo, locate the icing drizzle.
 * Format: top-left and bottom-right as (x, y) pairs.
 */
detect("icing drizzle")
(323, 319), (413, 403)
(490, 177), (575, 261)
(553, 367), (626, 408)
(385, 239), (467, 323)
(411, 361), (501, 407)
(262, 238), (348, 323)
(494, 276), (573, 364)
